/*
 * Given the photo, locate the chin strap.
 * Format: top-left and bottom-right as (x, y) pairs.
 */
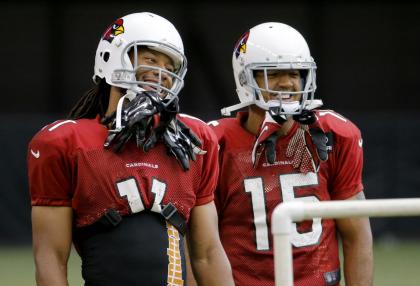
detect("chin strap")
(251, 100), (328, 172)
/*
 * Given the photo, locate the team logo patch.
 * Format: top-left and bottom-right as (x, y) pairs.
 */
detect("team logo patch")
(234, 30), (250, 58)
(324, 269), (340, 285)
(102, 18), (125, 43)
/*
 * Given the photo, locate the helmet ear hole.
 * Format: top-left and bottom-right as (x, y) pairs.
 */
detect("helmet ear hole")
(103, 52), (110, 62)
(239, 71), (247, 86)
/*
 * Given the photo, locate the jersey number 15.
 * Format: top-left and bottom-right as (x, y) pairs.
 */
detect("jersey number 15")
(245, 172), (322, 250)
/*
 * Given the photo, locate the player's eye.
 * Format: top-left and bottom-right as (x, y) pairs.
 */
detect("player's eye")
(289, 71), (300, 78)
(165, 65), (175, 73)
(266, 70), (280, 78)
(145, 57), (156, 64)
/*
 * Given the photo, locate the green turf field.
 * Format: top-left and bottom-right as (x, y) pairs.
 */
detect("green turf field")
(0, 246), (84, 285)
(365, 240), (420, 286)
(0, 241), (419, 285)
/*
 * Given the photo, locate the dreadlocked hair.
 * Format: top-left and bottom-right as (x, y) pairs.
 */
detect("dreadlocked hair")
(68, 78), (111, 120)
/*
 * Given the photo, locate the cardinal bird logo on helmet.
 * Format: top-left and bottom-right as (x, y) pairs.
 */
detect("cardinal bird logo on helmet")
(234, 31), (250, 58)
(102, 18), (125, 43)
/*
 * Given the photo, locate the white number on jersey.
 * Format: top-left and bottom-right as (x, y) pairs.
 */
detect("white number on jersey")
(116, 177), (167, 213)
(47, 120), (77, 131)
(318, 110), (347, 122)
(245, 172), (322, 250)
(207, 120), (219, 127)
(245, 178), (269, 250)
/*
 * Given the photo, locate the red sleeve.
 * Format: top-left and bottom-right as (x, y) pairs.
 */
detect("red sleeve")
(194, 126), (219, 206)
(206, 120), (222, 212)
(213, 146), (230, 217)
(330, 126), (364, 200)
(27, 129), (74, 206)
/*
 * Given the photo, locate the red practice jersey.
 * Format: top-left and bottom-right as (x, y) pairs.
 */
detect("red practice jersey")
(209, 110), (364, 286)
(28, 114), (218, 228)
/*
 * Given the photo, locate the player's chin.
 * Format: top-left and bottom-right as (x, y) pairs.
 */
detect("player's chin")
(144, 85), (170, 99)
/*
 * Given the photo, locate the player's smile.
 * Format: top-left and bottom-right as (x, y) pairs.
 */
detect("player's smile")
(268, 91), (301, 102)
(141, 77), (161, 92)
(139, 74), (171, 98)
(254, 69), (302, 104)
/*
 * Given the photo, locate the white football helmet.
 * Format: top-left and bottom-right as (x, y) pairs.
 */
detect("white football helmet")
(222, 22), (320, 116)
(93, 12), (187, 101)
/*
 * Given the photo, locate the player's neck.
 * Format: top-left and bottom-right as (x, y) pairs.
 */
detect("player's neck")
(244, 105), (294, 136)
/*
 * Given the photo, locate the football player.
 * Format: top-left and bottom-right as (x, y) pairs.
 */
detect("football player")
(208, 22), (373, 286)
(28, 12), (234, 286)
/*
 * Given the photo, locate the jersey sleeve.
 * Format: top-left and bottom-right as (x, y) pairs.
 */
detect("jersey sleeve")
(207, 119), (227, 215)
(27, 127), (74, 207)
(330, 124), (364, 200)
(194, 126), (219, 206)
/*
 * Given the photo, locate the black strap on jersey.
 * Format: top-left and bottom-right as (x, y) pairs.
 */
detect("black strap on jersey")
(161, 203), (186, 236)
(77, 206), (185, 238)
(97, 208), (123, 227)
(264, 133), (280, 165)
(99, 206), (186, 236)
(309, 127), (328, 162)
(73, 208), (123, 246)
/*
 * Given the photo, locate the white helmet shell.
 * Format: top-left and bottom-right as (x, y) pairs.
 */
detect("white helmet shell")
(93, 12), (187, 99)
(223, 22), (318, 116)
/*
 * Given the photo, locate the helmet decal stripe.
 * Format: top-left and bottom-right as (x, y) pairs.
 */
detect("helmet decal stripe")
(102, 18), (125, 43)
(234, 31), (250, 58)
